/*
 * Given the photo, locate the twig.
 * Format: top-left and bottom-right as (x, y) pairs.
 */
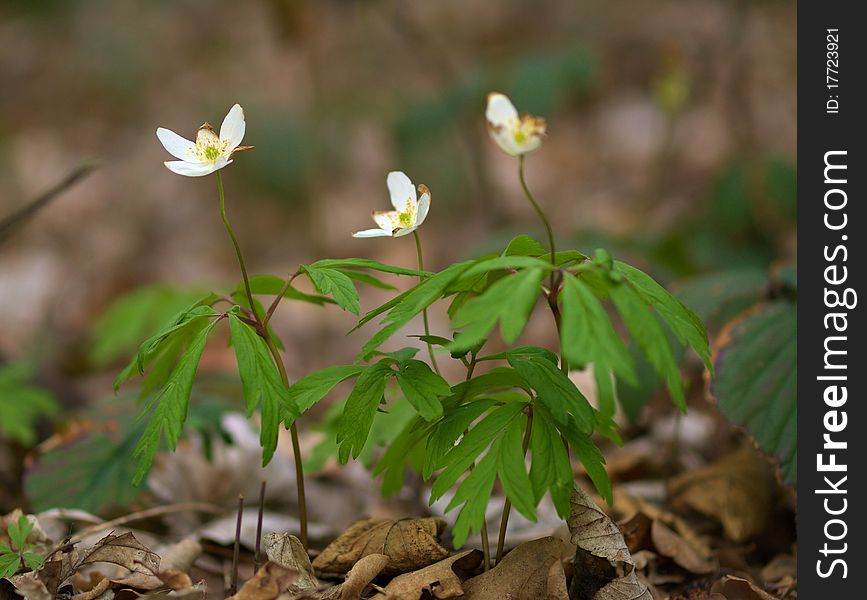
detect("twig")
(230, 495), (244, 596)
(254, 481), (267, 571)
(67, 502), (224, 544)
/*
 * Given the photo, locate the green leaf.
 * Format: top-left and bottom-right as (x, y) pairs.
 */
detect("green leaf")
(132, 317), (218, 484)
(373, 416), (435, 496)
(287, 365), (367, 413)
(497, 417), (536, 521)
(430, 402), (526, 502)
(90, 285), (208, 367)
(446, 446), (498, 549)
(8, 515), (32, 550)
(711, 302), (796, 485)
(302, 266), (360, 315)
(22, 552), (44, 571)
(505, 351), (594, 434)
(560, 274), (636, 384)
(615, 261), (712, 371)
(0, 363), (59, 445)
(395, 359), (450, 420)
(0, 553), (20, 578)
(530, 407), (572, 517)
(358, 261), (474, 359)
(503, 234), (547, 257)
(560, 419), (612, 505)
(609, 281), (685, 411)
(228, 313), (299, 465)
(241, 274), (334, 306)
(451, 268), (543, 351)
(483, 345), (559, 366)
(447, 368), (531, 405)
(309, 257), (430, 278)
(424, 398), (497, 479)
(337, 361), (395, 462)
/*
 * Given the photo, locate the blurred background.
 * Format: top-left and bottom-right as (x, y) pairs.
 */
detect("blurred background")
(0, 0), (795, 520)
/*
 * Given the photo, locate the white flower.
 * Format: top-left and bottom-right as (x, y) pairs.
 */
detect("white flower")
(352, 171), (431, 238)
(156, 103), (253, 177)
(485, 92), (546, 156)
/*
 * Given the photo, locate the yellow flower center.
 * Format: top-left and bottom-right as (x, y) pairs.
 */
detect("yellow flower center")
(398, 211), (413, 226)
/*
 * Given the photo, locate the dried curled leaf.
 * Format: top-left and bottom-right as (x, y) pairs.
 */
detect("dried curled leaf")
(568, 487), (652, 600)
(649, 521), (716, 575)
(312, 518), (449, 576)
(317, 553), (388, 600)
(227, 562), (299, 600)
(372, 550), (482, 600)
(462, 537), (571, 600)
(264, 532), (319, 595)
(710, 574), (781, 600)
(668, 445), (772, 542)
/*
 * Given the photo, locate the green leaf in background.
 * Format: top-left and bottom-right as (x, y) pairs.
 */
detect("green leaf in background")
(560, 274), (636, 384)
(336, 361), (395, 462)
(373, 416), (435, 497)
(395, 359), (450, 421)
(131, 317), (219, 484)
(615, 261), (712, 372)
(451, 267), (543, 351)
(0, 363), (59, 445)
(287, 365), (367, 414)
(302, 266), (360, 315)
(505, 350), (594, 435)
(0, 551), (19, 578)
(609, 281), (685, 411)
(675, 267), (768, 331)
(228, 313), (298, 465)
(711, 301), (796, 485)
(90, 285), (207, 367)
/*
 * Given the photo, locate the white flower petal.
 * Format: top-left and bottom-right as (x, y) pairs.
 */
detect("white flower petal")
(393, 226), (418, 238)
(489, 130), (522, 157)
(372, 210), (400, 232)
(164, 159), (229, 177)
(387, 171), (417, 212)
(416, 189), (430, 226)
(157, 128), (197, 161)
(352, 228), (393, 238)
(219, 103), (246, 151)
(486, 92), (518, 127)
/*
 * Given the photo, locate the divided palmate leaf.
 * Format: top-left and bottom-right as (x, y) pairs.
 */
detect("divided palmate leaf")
(131, 315), (220, 484)
(287, 365), (367, 414)
(337, 361), (396, 462)
(395, 359), (450, 421)
(228, 312), (300, 465)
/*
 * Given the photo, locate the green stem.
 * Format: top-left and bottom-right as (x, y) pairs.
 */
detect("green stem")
(495, 405), (533, 564)
(518, 155), (556, 266)
(217, 172), (256, 317)
(215, 172), (308, 548)
(413, 230), (441, 376)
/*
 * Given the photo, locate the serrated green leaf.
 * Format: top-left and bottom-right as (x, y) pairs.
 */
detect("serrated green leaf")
(560, 421), (612, 505)
(497, 417), (536, 521)
(309, 257), (430, 277)
(302, 266), (360, 315)
(228, 313), (299, 465)
(615, 261), (712, 371)
(711, 302), (796, 485)
(561, 274), (636, 384)
(503, 234), (547, 257)
(8, 515), (32, 550)
(287, 365), (367, 414)
(424, 398), (498, 479)
(337, 361), (395, 461)
(338, 269), (397, 290)
(241, 274), (335, 306)
(0, 553), (20, 578)
(395, 359), (449, 421)
(483, 345), (559, 366)
(430, 402), (525, 502)
(506, 352), (594, 434)
(446, 446), (498, 549)
(610, 282), (685, 411)
(372, 416), (435, 495)
(22, 551), (44, 571)
(451, 268), (543, 351)
(530, 406), (572, 517)
(132, 317), (219, 484)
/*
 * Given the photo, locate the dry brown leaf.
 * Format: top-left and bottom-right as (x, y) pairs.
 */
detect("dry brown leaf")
(227, 562), (299, 600)
(371, 549), (482, 600)
(70, 576), (111, 600)
(136, 581), (208, 599)
(312, 518), (449, 576)
(263, 532), (319, 595)
(115, 537), (202, 590)
(668, 446), (772, 542)
(546, 560), (570, 599)
(316, 553), (388, 600)
(649, 521), (716, 574)
(462, 537), (571, 600)
(619, 512), (652, 553)
(710, 574), (781, 600)
(8, 573), (52, 600)
(568, 487), (652, 600)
